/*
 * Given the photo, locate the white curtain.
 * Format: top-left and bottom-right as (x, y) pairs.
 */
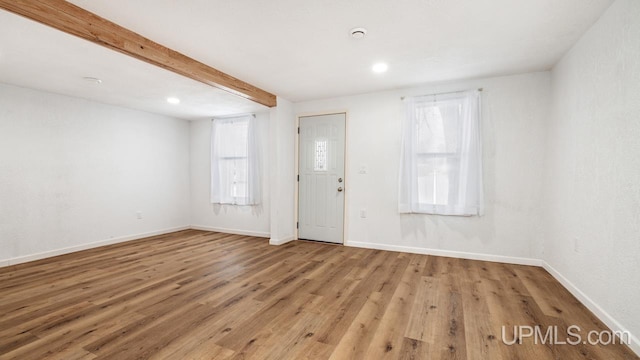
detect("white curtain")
(211, 115), (261, 205)
(399, 90), (483, 216)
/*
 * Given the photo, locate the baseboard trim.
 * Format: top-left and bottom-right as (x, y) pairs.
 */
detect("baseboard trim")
(190, 225), (270, 238)
(542, 261), (639, 355)
(1, 227), (636, 355)
(0, 226), (190, 268)
(269, 235), (295, 246)
(345, 241), (637, 355)
(345, 240), (543, 266)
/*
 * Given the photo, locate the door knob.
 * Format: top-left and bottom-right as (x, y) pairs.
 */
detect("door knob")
(337, 187), (343, 192)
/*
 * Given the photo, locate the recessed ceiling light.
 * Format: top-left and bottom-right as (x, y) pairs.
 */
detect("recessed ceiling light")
(82, 76), (102, 84)
(350, 27), (367, 39)
(167, 97), (180, 104)
(372, 63), (388, 73)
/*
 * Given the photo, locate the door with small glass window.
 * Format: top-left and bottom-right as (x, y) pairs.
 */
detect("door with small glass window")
(298, 113), (345, 244)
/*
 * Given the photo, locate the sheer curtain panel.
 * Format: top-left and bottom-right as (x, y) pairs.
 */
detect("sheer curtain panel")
(399, 90), (483, 216)
(211, 115), (261, 205)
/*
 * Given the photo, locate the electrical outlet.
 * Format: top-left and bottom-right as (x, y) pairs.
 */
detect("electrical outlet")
(136, 211), (143, 220)
(360, 209), (367, 218)
(573, 237), (580, 253)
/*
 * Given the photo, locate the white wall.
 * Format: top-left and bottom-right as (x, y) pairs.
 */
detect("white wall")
(189, 113), (271, 237)
(1, 3), (636, 350)
(188, 98), (297, 243)
(544, 0), (640, 352)
(269, 97), (297, 244)
(293, 72), (550, 262)
(0, 83), (190, 265)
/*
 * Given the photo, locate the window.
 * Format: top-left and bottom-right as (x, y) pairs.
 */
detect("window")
(399, 90), (483, 216)
(210, 115), (260, 205)
(314, 139), (328, 171)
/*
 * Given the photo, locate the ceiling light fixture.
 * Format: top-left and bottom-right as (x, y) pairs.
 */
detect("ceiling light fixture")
(82, 76), (102, 84)
(372, 63), (388, 73)
(166, 97), (180, 105)
(350, 27), (367, 39)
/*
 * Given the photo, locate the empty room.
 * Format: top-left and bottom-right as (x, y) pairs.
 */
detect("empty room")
(0, 0), (638, 359)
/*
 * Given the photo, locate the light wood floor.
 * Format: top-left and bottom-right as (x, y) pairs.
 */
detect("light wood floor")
(0, 230), (636, 360)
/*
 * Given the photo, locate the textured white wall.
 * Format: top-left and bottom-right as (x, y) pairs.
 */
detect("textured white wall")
(269, 97), (297, 244)
(1, 2), (636, 350)
(0, 84), (190, 264)
(545, 0), (640, 351)
(293, 72), (550, 261)
(189, 113), (271, 236)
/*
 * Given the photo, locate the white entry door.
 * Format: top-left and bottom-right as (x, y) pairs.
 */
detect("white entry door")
(298, 113), (346, 244)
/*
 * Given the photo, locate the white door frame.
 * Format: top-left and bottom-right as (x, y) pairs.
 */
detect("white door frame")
(294, 110), (349, 243)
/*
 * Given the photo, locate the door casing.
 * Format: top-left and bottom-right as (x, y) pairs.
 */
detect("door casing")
(294, 111), (348, 244)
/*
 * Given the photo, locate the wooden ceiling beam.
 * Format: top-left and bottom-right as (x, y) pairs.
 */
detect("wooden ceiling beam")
(0, 0), (277, 107)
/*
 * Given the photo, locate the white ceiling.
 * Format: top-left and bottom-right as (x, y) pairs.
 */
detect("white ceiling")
(1, 0), (614, 117)
(0, 11), (267, 121)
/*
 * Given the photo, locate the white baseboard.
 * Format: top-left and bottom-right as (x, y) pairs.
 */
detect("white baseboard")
(190, 225), (270, 238)
(345, 240), (543, 266)
(1, 226), (636, 356)
(269, 235), (295, 246)
(344, 241), (637, 355)
(0, 226), (190, 267)
(543, 261), (639, 356)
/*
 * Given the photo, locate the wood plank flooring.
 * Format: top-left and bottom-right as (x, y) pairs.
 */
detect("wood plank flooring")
(0, 230), (636, 359)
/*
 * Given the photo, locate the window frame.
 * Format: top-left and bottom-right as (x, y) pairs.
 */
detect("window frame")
(399, 90), (483, 216)
(210, 115), (259, 206)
